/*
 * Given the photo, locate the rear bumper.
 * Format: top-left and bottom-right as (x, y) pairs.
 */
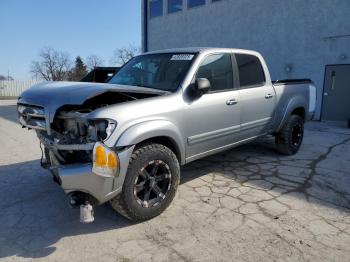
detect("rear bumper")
(51, 145), (135, 204)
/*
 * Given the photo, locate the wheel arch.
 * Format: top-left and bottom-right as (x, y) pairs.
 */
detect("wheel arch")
(135, 136), (182, 163)
(115, 120), (186, 165)
(276, 96), (307, 132)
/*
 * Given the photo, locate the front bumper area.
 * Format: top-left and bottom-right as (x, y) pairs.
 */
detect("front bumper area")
(17, 101), (135, 204)
(58, 163), (115, 204)
(50, 144), (135, 204)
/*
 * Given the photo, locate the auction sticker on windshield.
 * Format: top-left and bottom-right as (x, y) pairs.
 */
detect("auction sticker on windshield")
(171, 54), (194, 61)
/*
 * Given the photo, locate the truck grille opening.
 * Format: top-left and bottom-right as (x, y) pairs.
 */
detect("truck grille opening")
(18, 104), (46, 130)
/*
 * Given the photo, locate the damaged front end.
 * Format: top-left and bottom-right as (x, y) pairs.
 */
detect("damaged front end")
(17, 88), (159, 170)
(40, 108), (116, 166)
(17, 103), (123, 204)
(16, 81), (168, 206)
(17, 82), (167, 204)
(18, 102), (117, 167)
(16, 87), (161, 204)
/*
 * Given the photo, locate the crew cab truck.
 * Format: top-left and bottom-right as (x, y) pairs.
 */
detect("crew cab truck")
(17, 48), (316, 221)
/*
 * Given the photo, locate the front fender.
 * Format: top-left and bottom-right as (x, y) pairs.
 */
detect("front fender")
(116, 120), (186, 165)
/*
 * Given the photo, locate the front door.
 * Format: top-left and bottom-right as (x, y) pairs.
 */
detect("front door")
(183, 53), (241, 160)
(322, 65), (350, 121)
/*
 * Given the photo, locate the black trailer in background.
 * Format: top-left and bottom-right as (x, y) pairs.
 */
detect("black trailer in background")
(81, 67), (120, 83)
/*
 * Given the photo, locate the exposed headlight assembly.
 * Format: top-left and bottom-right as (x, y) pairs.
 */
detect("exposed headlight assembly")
(105, 120), (117, 139)
(88, 119), (117, 141)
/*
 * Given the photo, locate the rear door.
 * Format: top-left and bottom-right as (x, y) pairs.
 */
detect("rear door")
(235, 54), (276, 139)
(183, 53), (241, 160)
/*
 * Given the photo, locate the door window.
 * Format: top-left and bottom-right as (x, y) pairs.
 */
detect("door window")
(235, 54), (265, 88)
(196, 53), (233, 92)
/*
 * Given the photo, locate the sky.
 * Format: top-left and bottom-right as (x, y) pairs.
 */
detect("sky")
(0, 0), (141, 80)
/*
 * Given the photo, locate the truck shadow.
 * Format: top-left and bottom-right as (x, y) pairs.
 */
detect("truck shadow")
(0, 159), (134, 259)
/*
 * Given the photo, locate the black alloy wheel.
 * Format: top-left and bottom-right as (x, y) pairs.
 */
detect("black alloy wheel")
(110, 143), (180, 221)
(275, 114), (304, 155)
(133, 160), (172, 208)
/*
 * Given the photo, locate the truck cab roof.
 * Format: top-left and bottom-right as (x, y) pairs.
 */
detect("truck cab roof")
(144, 47), (262, 57)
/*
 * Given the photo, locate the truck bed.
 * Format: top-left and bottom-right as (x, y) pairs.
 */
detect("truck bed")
(272, 79), (316, 131)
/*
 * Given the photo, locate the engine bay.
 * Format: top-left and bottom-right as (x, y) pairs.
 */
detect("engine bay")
(34, 91), (161, 165)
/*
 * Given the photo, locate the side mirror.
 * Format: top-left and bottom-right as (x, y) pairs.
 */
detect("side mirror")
(192, 78), (211, 96)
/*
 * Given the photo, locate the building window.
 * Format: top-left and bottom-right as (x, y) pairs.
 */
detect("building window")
(188, 0), (205, 9)
(235, 54), (266, 88)
(168, 0), (183, 13)
(196, 54), (234, 92)
(149, 0), (163, 18)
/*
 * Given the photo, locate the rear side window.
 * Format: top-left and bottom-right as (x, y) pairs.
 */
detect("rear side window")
(235, 54), (265, 88)
(196, 53), (233, 92)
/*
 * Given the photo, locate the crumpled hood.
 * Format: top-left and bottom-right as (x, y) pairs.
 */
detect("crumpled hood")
(18, 81), (167, 122)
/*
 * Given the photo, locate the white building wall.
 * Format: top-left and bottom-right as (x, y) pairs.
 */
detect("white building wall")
(144, 0), (350, 119)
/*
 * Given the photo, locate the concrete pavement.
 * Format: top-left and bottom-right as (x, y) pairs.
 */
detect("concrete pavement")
(0, 100), (350, 261)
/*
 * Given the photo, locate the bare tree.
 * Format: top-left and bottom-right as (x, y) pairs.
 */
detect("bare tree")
(110, 44), (140, 66)
(86, 55), (104, 71)
(30, 47), (72, 81)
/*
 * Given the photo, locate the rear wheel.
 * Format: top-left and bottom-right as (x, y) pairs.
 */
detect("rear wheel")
(275, 115), (304, 155)
(110, 143), (180, 221)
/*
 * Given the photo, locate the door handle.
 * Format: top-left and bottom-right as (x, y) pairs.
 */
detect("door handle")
(226, 99), (238, 106)
(265, 94), (274, 99)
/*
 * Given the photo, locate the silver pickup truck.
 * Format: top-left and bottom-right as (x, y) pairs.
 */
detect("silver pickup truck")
(18, 48), (316, 221)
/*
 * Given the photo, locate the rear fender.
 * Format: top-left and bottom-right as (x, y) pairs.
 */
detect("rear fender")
(276, 96), (307, 132)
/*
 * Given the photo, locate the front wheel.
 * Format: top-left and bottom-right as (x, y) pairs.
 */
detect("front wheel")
(110, 143), (180, 221)
(275, 115), (304, 155)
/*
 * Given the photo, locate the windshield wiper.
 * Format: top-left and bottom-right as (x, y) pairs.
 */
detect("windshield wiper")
(134, 84), (152, 88)
(121, 83), (172, 94)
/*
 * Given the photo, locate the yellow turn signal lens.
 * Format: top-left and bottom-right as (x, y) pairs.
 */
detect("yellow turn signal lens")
(95, 145), (107, 167)
(107, 152), (118, 168)
(92, 142), (119, 177)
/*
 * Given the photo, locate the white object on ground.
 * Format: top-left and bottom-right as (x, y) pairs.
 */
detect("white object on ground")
(80, 202), (94, 223)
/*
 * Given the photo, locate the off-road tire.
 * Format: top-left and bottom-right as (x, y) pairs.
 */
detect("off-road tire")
(110, 143), (180, 222)
(275, 114), (304, 155)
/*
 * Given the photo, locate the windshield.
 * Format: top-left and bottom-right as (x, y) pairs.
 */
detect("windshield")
(108, 53), (195, 92)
